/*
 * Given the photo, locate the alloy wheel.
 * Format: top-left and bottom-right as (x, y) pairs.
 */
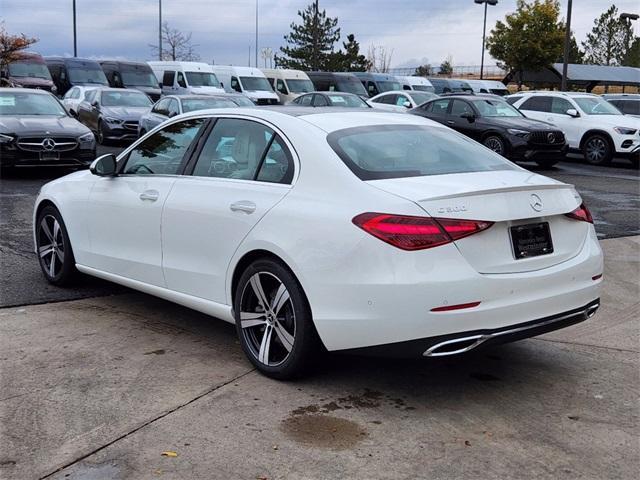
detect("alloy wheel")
(38, 215), (65, 279)
(239, 272), (296, 367)
(484, 137), (504, 155)
(585, 137), (607, 163)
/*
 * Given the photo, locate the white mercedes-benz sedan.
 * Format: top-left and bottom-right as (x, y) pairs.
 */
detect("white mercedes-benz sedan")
(33, 107), (603, 378)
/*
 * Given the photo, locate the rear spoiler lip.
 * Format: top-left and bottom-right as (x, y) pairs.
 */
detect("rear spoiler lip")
(416, 183), (576, 203)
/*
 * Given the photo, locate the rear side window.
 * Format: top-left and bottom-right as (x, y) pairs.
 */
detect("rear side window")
(611, 100), (640, 115)
(327, 125), (516, 180)
(520, 96), (552, 112)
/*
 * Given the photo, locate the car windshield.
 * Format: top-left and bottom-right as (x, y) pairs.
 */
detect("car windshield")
(490, 88), (509, 96)
(185, 72), (221, 87)
(101, 91), (152, 107)
(411, 85), (435, 93)
(336, 79), (368, 96)
(472, 99), (523, 117)
(182, 98), (237, 112)
(326, 94), (370, 108)
(121, 70), (159, 88)
(328, 125), (516, 180)
(0, 92), (66, 116)
(408, 92), (438, 104)
(286, 78), (314, 93)
(68, 67), (108, 84)
(376, 81), (402, 92)
(8, 62), (52, 80)
(240, 76), (273, 91)
(574, 97), (622, 115)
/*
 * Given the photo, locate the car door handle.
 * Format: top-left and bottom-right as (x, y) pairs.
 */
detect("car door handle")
(446, 120), (455, 125)
(139, 190), (159, 202)
(230, 200), (256, 214)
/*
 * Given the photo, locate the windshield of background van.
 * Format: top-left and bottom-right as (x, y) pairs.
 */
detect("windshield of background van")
(8, 62), (52, 80)
(328, 125), (517, 180)
(121, 70), (159, 88)
(240, 77), (273, 91)
(68, 67), (108, 84)
(286, 79), (314, 93)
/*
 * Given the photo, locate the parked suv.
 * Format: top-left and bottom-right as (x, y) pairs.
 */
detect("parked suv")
(602, 94), (640, 118)
(410, 94), (567, 167)
(508, 92), (640, 166)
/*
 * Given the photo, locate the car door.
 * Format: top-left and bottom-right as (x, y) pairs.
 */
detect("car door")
(77, 89), (97, 128)
(85, 90), (101, 131)
(416, 98), (451, 124)
(161, 117), (296, 304)
(448, 99), (478, 138)
(85, 118), (207, 286)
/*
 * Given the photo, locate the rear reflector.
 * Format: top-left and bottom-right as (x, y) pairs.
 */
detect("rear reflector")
(431, 301), (481, 312)
(565, 203), (593, 223)
(352, 213), (493, 251)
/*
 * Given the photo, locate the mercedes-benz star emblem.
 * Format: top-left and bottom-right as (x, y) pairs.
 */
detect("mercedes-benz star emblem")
(42, 138), (56, 151)
(529, 193), (543, 212)
(547, 132), (555, 143)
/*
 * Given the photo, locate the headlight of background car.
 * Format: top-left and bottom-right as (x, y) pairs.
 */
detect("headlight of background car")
(613, 127), (637, 135)
(507, 128), (530, 138)
(0, 133), (14, 144)
(78, 132), (95, 143)
(104, 116), (123, 125)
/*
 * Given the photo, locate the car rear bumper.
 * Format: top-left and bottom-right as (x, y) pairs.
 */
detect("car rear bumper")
(309, 229), (603, 352)
(339, 299), (599, 358)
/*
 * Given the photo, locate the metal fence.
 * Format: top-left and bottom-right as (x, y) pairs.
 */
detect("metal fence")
(387, 65), (506, 78)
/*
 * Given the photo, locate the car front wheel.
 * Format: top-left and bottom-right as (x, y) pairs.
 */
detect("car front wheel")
(582, 134), (612, 165)
(234, 258), (320, 379)
(483, 135), (506, 156)
(36, 205), (77, 286)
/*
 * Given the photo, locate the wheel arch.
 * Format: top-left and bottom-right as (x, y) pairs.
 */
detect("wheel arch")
(579, 129), (614, 151)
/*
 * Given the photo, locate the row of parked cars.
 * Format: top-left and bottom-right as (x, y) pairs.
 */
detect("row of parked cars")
(1, 52), (639, 170)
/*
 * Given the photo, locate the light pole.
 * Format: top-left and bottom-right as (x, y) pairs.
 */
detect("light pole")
(561, 0), (572, 91)
(474, 0), (498, 80)
(158, 0), (163, 60)
(255, 0), (259, 68)
(72, 0), (77, 57)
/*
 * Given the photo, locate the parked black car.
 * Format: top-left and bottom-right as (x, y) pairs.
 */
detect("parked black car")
(410, 95), (567, 167)
(290, 92), (371, 108)
(76, 87), (153, 144)
(0, 88), (95, 170)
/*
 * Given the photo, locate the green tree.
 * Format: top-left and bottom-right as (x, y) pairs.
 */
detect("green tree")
(486, 0), (565, 89)
(557, 34), (584, 64)
(439, 55), (453, 75)
(622, 37), (640, 67)
(414, 64), (432, 76)
(275, 1), (340, 71)
(334, 34), (370, 71)
(582, 5), (629, 65)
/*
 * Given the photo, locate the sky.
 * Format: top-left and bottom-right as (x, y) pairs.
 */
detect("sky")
(2, 0), (639, 68)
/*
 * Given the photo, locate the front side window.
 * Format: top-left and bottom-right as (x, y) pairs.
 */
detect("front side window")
(177, 72), (187, 88)
(328, 125), (517, 180)
(611, 100), (640, 115)
(63, 87), (77, 100)
(101, 91), (152, 107)
(367, 82), (379, 96)
(0, 92), (66, 116)
(574, 97), (622, 115)
(230, 77), (242, 92)
(276, 79), (287, 94)
(123, 118), (205, 175)
(451, 100), (474, 116)
(395, 95), (411, 107)
(551, 97), (573, 115)
(192, 118), (284, 181)
(408, 92), (437, 105)
(312, 94), (328, 107)
(162, 71), (175, 86)
(299, 94), (313, 106)
(430, 99), (451, 115)
(85, 90), (97, 104)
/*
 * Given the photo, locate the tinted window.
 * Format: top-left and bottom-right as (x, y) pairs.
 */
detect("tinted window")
(67, 66), (108, 84)
(366, 81), (379, 96)
(192, 119), (272, 180)
(373, 94), (394, 105)
(328, 125), (517, 180)
(312, 94), (328, 106)
(123, 119), (205, 175)
(520, 96), (552, 112)
(276, 79), (287, 94)
(551, 97), (573, 114)
(430, 99), (451, 115)
(230, 77), (242, 92)
(256, 136), (294, 184)
(162, 70), (175, 86)
(299, 94), (313, 106)
(177, 72), (187, 88)
(505, 96), (522, 105)
(611, 100), (640, 115)
(121, 70), (158, 88)
(451, 100), (473, 116)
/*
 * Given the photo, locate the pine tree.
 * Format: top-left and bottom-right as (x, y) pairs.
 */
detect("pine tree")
(275, 1), (341, 71)
(582, 5), (627, 65)
(339, 34), (370, 71)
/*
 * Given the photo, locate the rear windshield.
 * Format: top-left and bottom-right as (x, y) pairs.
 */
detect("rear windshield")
(182, 98), (237, 112)
(328, 125), (517, 180)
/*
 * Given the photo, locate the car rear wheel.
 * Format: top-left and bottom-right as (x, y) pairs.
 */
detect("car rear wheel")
(36, 205), (77, 286)
(234, 258), (320, 379)
(483, 135), (506, 156)
(96, 120), (108, 145)
(582, 134), (612, 165)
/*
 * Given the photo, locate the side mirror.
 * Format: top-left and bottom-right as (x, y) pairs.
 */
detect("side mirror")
(90, 153), (117, 176)
(461, 112), (476, 122)
(403, 101), (412, 108)
(91, 100), (99, 108)
(566, 108), (579, 117)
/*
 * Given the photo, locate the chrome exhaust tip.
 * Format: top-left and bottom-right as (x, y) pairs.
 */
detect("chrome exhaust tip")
(423, 334), (489, 357)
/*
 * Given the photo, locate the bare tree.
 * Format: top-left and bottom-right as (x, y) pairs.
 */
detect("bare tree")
(149, 22), (200, 61)
(366, 44), (394, 73)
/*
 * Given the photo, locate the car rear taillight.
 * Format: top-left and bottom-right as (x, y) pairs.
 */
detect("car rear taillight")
(352, 213), (493, 251)
(565, 203), (593, 223)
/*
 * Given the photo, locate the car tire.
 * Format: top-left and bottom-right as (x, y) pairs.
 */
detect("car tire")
(534, 158), (559, 169)
(234, 258), (320, 380)
(582, 134), (612, 165)
(97, 120), (108, 145)
(35, 205), (78, 286)
(483, 135), (507, 157)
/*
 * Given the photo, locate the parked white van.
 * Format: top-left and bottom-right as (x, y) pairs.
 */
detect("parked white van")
(396, 76), (435, 93)
(463, 79), (510, 96)
(261, 68), (315, 104)
(211, 66), (279, 105)
(148, 61), (225, 96)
